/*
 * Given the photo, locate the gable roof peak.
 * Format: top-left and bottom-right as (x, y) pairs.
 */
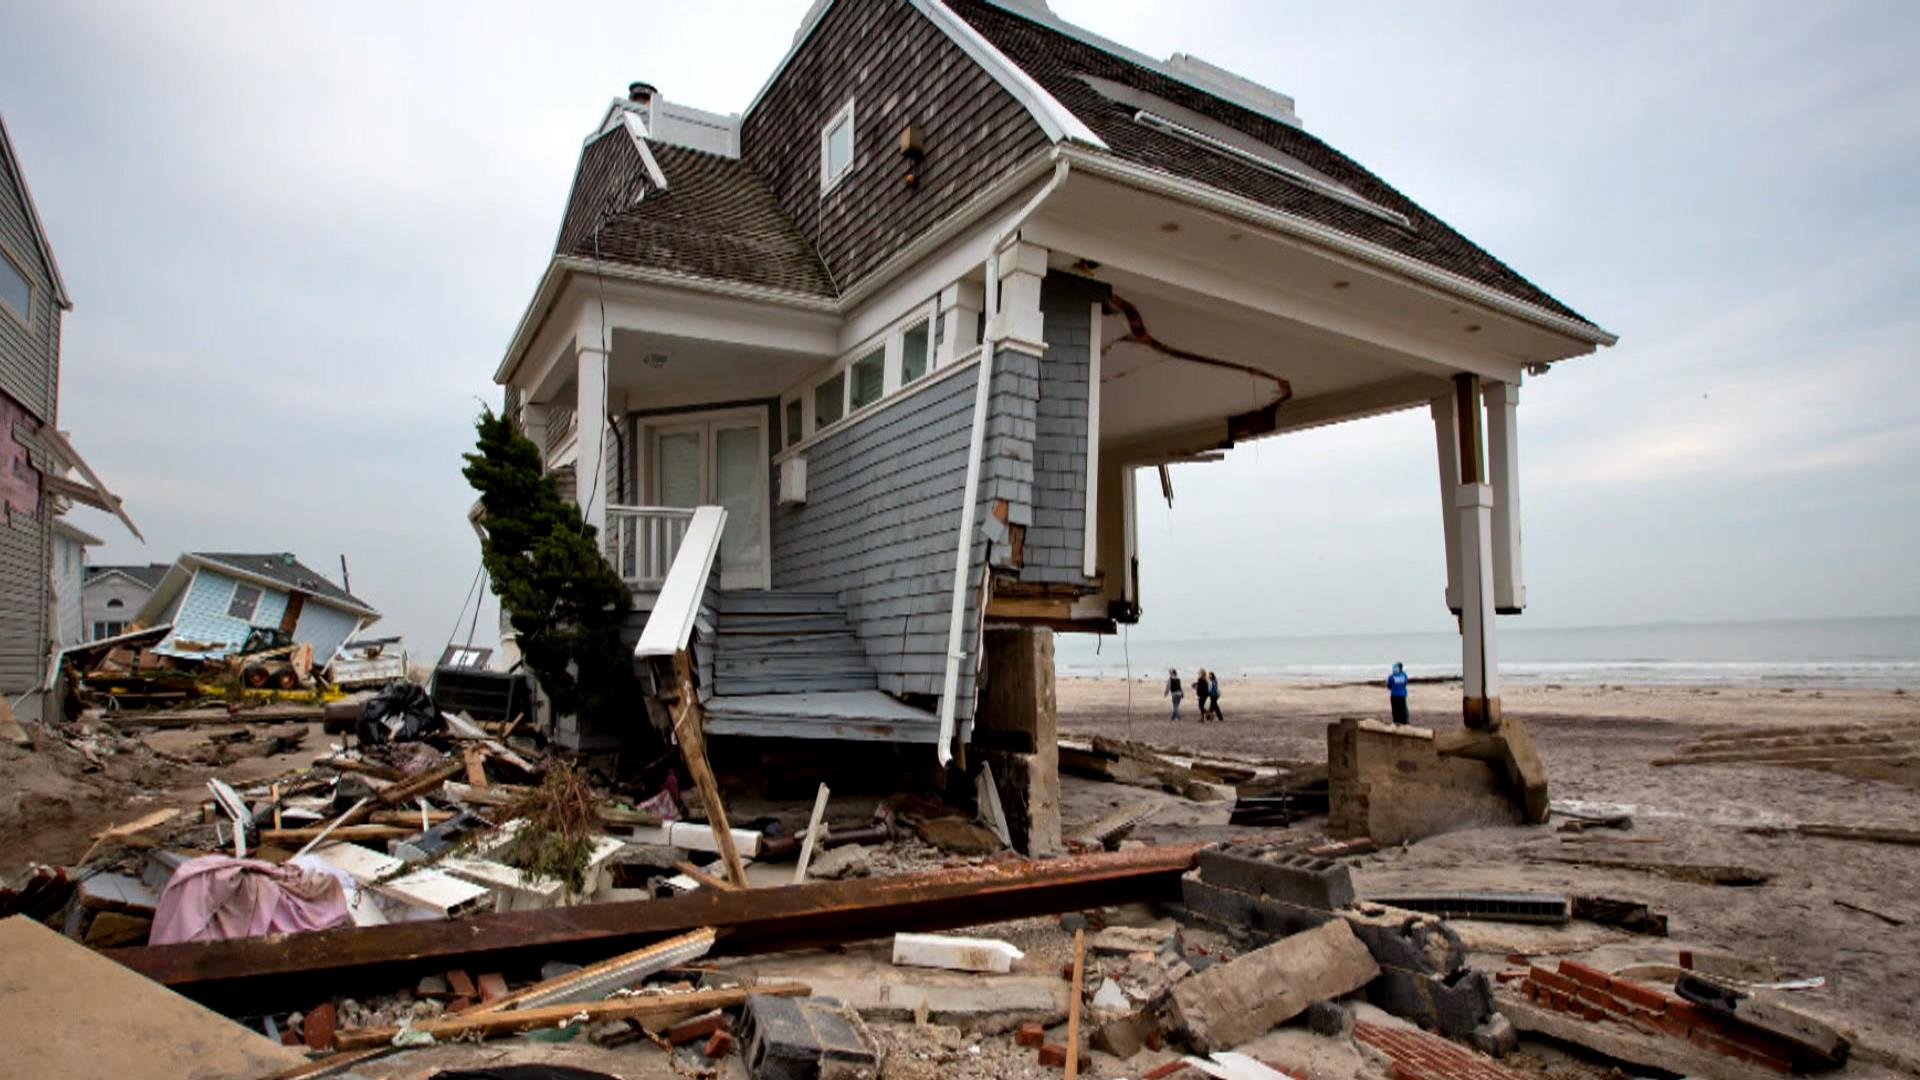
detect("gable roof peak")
(0, 111), (73, 310)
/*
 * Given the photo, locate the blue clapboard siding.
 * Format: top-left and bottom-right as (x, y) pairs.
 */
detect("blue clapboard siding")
(1022, 272), (1107, 585)
(772, 358), (998, 721)
(163, 568), (287, 653)
(292, 602), (363, 664)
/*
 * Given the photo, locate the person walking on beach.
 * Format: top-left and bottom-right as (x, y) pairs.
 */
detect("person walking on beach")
(1208, 670), (1224, 722)
(1388, 661), (1410, 725)
(1192, 669), (1213, 722)
(1165, 668), (1184, 721)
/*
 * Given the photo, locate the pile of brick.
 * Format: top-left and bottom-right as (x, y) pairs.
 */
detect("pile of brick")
(1353, 1021), (1525, 1080)
(1507, 960), (1802, 1073)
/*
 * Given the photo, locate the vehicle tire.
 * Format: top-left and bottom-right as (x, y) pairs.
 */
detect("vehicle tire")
(242, 664), (270, 689)
(273, 669), (299, 691)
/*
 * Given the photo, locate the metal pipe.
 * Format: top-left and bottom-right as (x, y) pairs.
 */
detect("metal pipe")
(934, 158), (1071, 767)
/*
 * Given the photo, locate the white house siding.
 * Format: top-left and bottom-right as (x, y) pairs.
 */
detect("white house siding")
(0, 143), (56, 424)
(772, 362), (989, 720)
(0, 146), (57, 717)
(0, 506), (48, 717)
(50, 531), (83, 648)
(83, 575), (154, 640)
(291, 601), (361, 665)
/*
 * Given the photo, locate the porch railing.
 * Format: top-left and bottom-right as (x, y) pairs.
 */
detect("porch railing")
(605, 505), (696, 589)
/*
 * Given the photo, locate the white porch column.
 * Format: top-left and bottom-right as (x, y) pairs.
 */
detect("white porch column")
(935, 278), (984, 368)
(989, 240), (1047, 349)
(576, 344), (609, 541)
(1451, 374), (1502, 729)
(1483, 379), (1525, 613)
(1430, 396), (1463, 614)
(519, 402), (551, 462)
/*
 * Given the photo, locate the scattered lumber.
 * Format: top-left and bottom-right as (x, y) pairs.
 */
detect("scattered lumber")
(1064, 926), (1085, 1080)
(1789, 823), (1920, 847)
(1059, 737), (1235, 802)
(110, 843), (1205, 1013)
(259, 825), (414, 845)
(1833, 898), (1905, 926)
(320, 757), (405, 783)
(1532, 853), (1771, 887)
(1653, 722), (1920, 788)
(673, 861), (739, 893)
(667, 651), (747, 887)
(334, 980), (808, 1050)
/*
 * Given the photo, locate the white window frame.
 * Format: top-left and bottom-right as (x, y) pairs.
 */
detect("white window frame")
(779, 300), (939, 450)
(227, 583), (263, 622)
(819, 100), (856, 194)
(0, 244), (31, 329)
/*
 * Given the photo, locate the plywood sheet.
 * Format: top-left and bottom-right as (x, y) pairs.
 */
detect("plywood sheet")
(0, 914), (303, 1079)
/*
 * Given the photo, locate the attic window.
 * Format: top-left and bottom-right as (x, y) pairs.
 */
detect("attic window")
(1132, 110), (1413, 229)
(0, 250), (28, 325)
(820, 101), (855, 193)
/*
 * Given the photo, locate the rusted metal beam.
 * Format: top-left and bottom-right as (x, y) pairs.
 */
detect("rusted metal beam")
(111, 844), (1202, 1014)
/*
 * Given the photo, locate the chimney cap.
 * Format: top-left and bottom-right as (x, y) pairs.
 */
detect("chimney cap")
(628, 81), (657, 103)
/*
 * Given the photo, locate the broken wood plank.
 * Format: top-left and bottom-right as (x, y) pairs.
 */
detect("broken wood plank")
(673, 861), (739, 893)
(792, 783), (830, 885)
(1532, 853), (1771, 886)
(1833, 898), (1906, 926)
(320, 757), (405, 783)
(1792, 823), (1920, 847)
(111, 843), (1204, 1014)
(1065, 926), (1085, 1080)
(669, 651), (746, 888)
(260, 825), (414, 845)
(463, 746), (488, 790)
(374, 760), (463, 806)
(474, 929), (718, 1014)
(334, 980), (808, 1051)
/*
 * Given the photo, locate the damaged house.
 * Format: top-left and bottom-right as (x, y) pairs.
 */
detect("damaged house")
(0, 112), (139, 724)
(492, 0), (1611, 846)
(134, 551), (379, 664)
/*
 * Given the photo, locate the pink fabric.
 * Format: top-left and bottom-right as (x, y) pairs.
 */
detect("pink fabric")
(150, 855), (350, 945)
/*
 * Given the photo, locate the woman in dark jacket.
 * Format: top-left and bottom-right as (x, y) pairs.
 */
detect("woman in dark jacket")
(1164, 669), (1184, 721)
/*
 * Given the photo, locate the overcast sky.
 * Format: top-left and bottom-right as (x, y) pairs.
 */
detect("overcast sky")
(3, 0), (1916, 657)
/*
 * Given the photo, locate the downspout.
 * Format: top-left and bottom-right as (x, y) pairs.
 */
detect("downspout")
(935, 157), (1071, 766)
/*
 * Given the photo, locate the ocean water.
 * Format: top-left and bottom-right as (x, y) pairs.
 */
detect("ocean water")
(1055, 615), (1920, 688)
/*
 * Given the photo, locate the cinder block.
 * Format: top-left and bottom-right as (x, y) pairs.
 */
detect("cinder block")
(1180, 875), (1465, 976)
(739, 993), (879, 1080)
(1167, 919), (1380, 1053)
(1196, 843), (1355, 909)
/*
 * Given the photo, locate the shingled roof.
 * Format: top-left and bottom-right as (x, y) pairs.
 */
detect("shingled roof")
(555, 130), (837, 298)
(192, 552), (375, 615)
(944, 0), (1591, 326)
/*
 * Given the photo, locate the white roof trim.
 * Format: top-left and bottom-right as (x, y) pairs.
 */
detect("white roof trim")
(621, 113), (670, 193)
(0, 113), (71, 310)
(910, 0), (1107, 149)
(185, 553), (382, 619)
(82, 567), (158, 592)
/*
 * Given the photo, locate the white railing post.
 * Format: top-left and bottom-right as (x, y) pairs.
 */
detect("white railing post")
(635, 506), (727, 659)
(604, 505), (698, 590)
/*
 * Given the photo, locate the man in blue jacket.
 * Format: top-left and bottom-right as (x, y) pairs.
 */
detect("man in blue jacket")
(1388, 662), (1410, 725)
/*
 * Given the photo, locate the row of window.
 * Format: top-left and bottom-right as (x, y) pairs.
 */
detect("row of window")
(783, 307), (937, 450)
(91, 621), (127, 641)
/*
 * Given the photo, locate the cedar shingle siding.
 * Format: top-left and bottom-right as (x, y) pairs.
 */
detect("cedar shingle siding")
(945, 0), (1590, 324)
(741, 0), (1052, 292)
(1022, 272), (1105, 585)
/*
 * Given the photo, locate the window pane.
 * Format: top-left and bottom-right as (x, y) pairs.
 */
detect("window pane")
(785, 399), (803, 447)
(901, 319), (930, 383)
(714, 426), (764, 574)
(0, 256), (27, 321)
(228, 585), (261, 621)
(814, 373), (845, 427)
(826, 118), (852, 179)
(655, 431), (702, 507)
(850, 348), (884, 410)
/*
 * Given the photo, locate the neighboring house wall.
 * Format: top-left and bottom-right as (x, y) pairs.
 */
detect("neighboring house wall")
(166, 568), (290, 652)
(83, 575), (153, 640)
(49, 531), (82, 648)
(290, 602), (361, 665)
(772, 360), (988, 719)
(0, 143), (57, 717)
(740, 0), (1050, 291)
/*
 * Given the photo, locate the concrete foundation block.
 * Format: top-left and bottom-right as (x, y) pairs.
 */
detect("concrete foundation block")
(1196, 844), (1355, 910)
(1364, 967), (1494, 1038)
(1328, 718), (1526, 844)
(1166, 919), (1380, 1053)
(1180, 876), (1466, 978)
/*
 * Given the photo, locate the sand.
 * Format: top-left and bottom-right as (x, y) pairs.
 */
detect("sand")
(1060, 675), (1920, 1073)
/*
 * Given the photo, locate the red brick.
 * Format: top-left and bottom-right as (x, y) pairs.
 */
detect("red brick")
(1609, 977), (1671, 1013)
(703, 1030), (733, 1058)
(1545, 989), (1572, 1011)
(1574, 983), (1614, 1007)
(1014, 1022), (1045, 1048)
(1522, 980), (1540, 1003)
(1580, 1005), (1606, 1022)
(303, 1001), (337, 1052)
(1557, 959), (1613, 991)
(446, 969), (476, 998)
(1653, 1012), (1692, 1040)
(477, 972), (508, 1003)
(280, 1027), (301, 1047)
(1038, 1043), (1067, 1068)
(1494, 969), (1525, 984)
(1145, 1030), (1162, 1051)
(664, 1011), (725, 1045)
(1140, 1061), (1190, 1080)
(1528, 966), (1578, 995)
(446, 996), (472, 1014)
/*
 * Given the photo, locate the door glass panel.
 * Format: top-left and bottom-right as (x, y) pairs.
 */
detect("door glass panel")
(814, 373), (845, 427)
(849, 347), (884, 410)
(714, 426), (763, 581)
(655, 431), (702, 508)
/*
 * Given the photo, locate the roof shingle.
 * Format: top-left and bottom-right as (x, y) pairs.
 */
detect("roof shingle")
(192, 552), (374, 614)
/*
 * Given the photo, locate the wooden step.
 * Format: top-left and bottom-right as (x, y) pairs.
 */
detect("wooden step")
(714, 672), (879, 696)
(717, 615), (858, 635)
(716, 591), (843, 615)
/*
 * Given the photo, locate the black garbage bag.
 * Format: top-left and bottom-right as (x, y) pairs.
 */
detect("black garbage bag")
(356, 681), (444, 745)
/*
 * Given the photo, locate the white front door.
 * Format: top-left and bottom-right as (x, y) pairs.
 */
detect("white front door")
(650, 412), (769, 589)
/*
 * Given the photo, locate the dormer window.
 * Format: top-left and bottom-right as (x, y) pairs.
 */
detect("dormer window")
(820, 101), (855, 193)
